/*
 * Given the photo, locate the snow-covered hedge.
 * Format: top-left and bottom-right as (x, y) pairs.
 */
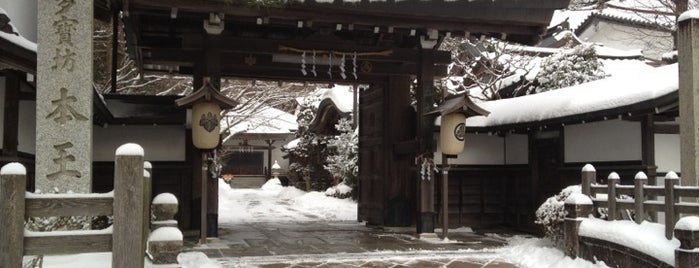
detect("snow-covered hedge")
(535, 185), (581, 244)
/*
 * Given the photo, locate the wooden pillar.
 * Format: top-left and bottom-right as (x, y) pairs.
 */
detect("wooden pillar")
(0, 163), (26, 268)
(266, 140), (273, 181)
(679, 13), (699, 187)
(113, 144), (146, 268)
(110, 8), (119, 93)
(416, 37), (437, 234)
(2, 71), (20, 157)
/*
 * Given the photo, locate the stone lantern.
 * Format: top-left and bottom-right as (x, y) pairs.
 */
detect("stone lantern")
(271, 160), (281, 179)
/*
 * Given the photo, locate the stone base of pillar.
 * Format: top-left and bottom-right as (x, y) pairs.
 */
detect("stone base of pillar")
(416, 212), (435, 234)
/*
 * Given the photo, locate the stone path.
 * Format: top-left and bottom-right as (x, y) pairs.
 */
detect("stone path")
(183, 221), (521, 267)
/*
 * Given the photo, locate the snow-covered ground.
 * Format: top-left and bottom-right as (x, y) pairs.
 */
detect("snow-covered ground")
(29, 178), (613, 268)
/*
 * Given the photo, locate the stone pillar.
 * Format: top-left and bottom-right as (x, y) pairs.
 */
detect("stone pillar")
(147, 227), (183, 264)
(151, 193), (179, 230)
(675, 216), (699, 267)
(564, 193), (593, 258)
(679, 11), (699, 187)
(36, 0), (93, 193)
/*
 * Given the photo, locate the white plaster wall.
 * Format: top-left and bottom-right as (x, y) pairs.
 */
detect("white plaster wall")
(0, 0), (37, 42)
(18, 100), (35, 154)
(564, 119), (642, 163)
(223, 136), (296, 170)
(505, 134), (528, 164)
(0, 77), (5, 149)
(655, 133), (680, 173)
(93, 125), (186, 161)
(578, 20), (672, 61)
(435, 133), (505, 165)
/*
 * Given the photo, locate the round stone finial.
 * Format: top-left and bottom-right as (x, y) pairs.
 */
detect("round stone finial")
(608, 172), (620, 180)
(665, 171), (679, 180)
(676, 216), (699, 231)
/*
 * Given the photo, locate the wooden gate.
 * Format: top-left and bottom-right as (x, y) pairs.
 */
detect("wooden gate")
(358, 84), (385, 225)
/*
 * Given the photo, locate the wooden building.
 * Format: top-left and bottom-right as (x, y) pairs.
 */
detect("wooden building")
(433, 62), (679, 231)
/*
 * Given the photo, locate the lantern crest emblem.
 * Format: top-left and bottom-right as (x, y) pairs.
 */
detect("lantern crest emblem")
(454, 123), (466, 141)
(199, 111), (219, 133)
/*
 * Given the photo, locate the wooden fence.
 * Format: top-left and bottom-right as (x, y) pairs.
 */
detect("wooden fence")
(0, 143), (151, 268)
(581, 164), (699, 239)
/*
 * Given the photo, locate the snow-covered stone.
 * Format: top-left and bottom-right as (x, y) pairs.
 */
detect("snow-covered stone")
(153, 193), (178, 205)
(608, 172), (620, 180)
(581, 164), (595, 172)
(666, 171), (679, 180)
(0, 162), (26, 175)
(261, 178), (283, 191)
(115, 143), (144, 156)
(564, 193), (592, 205)
(676, 216), (699, 231)
(148, 227), (183, 264)
(634, 171), (648, 180)
(144, 161), (153, 169)
(143, 170), (150, 178)
(149, 227), (183, 241)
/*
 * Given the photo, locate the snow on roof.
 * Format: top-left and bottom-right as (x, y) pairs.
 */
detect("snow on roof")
(221, 106), (297, 137)
(549, 0), (681, 33)
(0, 7), (37, 52)
(465, 63), (677, 129)
(679, 9), (699, 22)
(548, 9), (594, 31)
(318, 85), (355, 113)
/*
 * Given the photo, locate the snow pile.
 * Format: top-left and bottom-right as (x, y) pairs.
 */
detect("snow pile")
(218, 179), (357, 223)
(676, 216), (699, 231)
(579, 218), (679, 266)
(325, 183), (352, 197)
(178, 252), (222, 268)
(260, 178), (283, 191)
(148, 227), (183, 241)
(679, 10), (699, 22)
(499, 236), (609, 268)
(115, 143), (145, 156)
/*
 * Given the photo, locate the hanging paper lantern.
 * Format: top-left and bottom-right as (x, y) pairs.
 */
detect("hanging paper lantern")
(192, 101), (222, 149)
(440, 113), (466, 155)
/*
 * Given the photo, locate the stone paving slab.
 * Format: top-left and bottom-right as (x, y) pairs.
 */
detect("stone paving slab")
(184, 221), (520, 267)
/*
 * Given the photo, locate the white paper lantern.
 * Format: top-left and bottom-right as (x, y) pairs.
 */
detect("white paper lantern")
(192, 101), (221, 149)
(440, 113), (466, 155)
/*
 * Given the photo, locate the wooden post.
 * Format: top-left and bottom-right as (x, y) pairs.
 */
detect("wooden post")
(201, 151), (208, 244)
(581, 164), (595, 196)
(0, 163), (26, 268)
(113, 143), (146, 268)
(143, 168), (152, 252)
(441, 154), (449, 239)
(564, 193), (593, 258)
(634, 172), (647, 224)
(665, 172), (680, 240)
(607, 172), (619, 221)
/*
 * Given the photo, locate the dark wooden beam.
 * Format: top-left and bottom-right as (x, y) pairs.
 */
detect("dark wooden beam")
(2, 70), (20, 157)
(654, 123), (679, 134)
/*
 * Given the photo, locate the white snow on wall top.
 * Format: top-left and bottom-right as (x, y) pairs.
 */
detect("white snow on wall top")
(579, 218), (679, 266)
(0, 7), (37, 52)
(465, 64), (677, 128)
(0, 162), (26, 175)
(679, 10), (699, 22)
(115, 143), (145, 156)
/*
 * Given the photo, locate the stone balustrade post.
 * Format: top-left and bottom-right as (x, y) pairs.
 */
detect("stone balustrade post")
(147, 227), (183, 264)
(675, 216), (699, 267)
(581, 164), (596, 196)
(152, 193), (179, 230)
(564, 193), (593, 258)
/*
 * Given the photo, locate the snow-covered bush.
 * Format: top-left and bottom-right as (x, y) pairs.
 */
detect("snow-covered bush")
(530, 43), (606, 94)
(324, 182), (353, 199)
(24, 188), (108, 231)
(535, 185), (581, 244)
(324, 116), (358, 196)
